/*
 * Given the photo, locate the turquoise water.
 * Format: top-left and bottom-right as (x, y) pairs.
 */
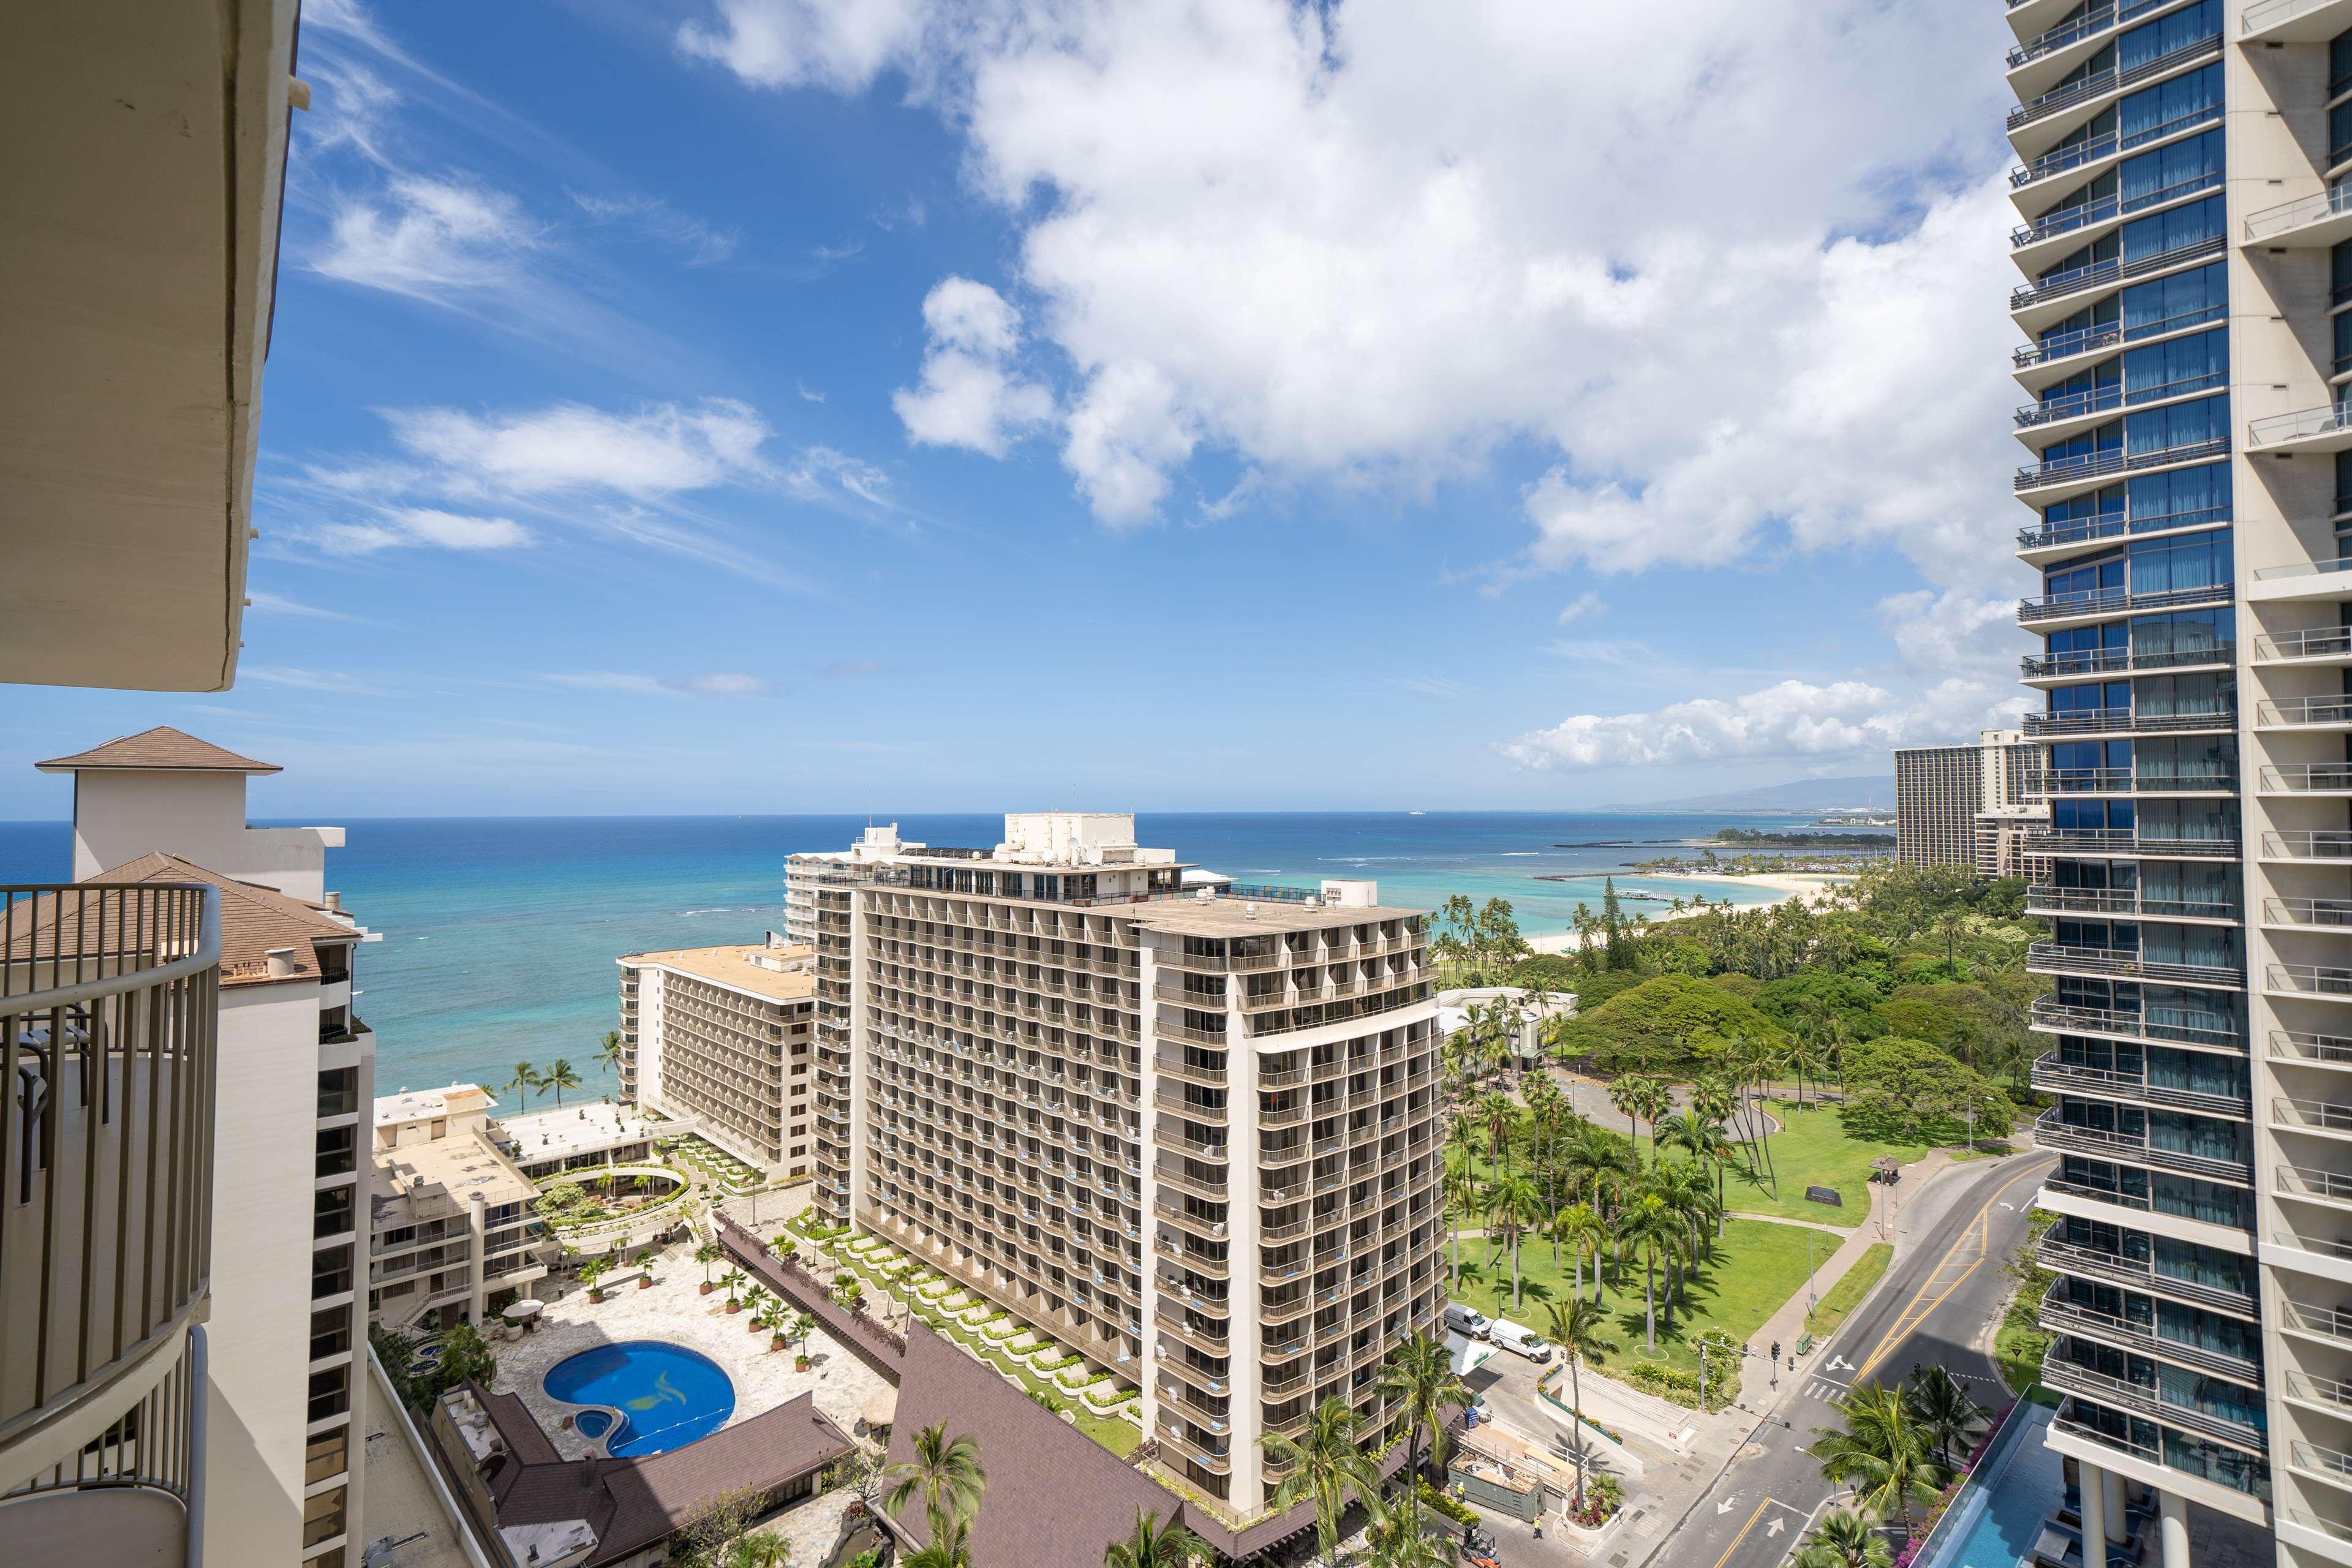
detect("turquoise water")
(0, 810), (1842, 1104)
(542, 1340), (735, 1456)
(1923, 1406), (2060, 1568)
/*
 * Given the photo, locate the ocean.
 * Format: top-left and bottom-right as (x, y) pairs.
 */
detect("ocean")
(0, 810), (1850, 1103)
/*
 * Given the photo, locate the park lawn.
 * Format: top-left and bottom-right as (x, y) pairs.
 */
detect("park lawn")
(1451, 1216), (1825, 1380)
(1695, 1101), (1931, 1228)
(1801, 1242), (1891, 1344)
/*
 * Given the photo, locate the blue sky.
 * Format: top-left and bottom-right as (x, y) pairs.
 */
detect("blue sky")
(1, 0), (2037, 818)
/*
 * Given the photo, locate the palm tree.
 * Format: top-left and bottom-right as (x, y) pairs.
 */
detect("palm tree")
(723, 1530), (791, 1568)
(741, 1284), (775, 1329)
(1798, 1509), (1893, 1568)
(505, 1061), (541, 1113)
(885, 1422), (988, 1540)
(695, 1238), (725, 1291)
(1904, 1365), (1990, 1469)
(1262, 1397), (1378, 1568)
(1544, 1295), (1619, 1511)
(1657, 1110), (1735, 1238)
(1934, 908), (1967, 979)
(718, 1266), (746, 1308)
(1360, 1493), (1453, 1568)
(1550, 1201), (1607, 1305)
(1374, 1332), (1470, 1504)
(1490, 1174), (1545, 1310)
(1478, 1090), (1517, 1178)
(543, 1057), (582, 1107)
(598, 1030), (627, 1076)
(1615, 1186), (1682, 1354)
(903, 1514), (977, 1568)
(579, 1254), (610, 1298)
(1103, 1507), (1208, 1568)
(1812, 1382), (1946, 1536)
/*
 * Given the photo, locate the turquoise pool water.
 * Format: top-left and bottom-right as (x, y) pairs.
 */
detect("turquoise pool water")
(543, 1341), (734, 1457)
(1921, 1407), (2061, 1568)
(575, 1410), (612, 1440)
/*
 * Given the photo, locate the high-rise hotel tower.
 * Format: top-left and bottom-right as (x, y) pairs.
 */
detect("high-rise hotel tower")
(2012, 0), (2352, 1557)
(784, 815), (1446, 1518)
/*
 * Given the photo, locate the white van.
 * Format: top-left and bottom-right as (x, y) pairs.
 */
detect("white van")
(1491, 1320), (1553, 1362)
(1444, 1303), (1493, 1340)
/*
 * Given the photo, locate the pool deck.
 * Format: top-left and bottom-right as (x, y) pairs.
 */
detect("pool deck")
(491, 1237), (892, 1463)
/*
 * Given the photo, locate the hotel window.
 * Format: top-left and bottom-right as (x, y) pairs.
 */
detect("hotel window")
(303, 1428), (349, 1485)
(315, 1066), (358, 1119)
(311, 1245), (353, 1301)
(309, 1305), (350, 1363)
(301, 1485), (349, 1550)
(314, 1126), (356, 1180)
(307, 1365), (350, 1422)
(313, 1185), (355, 1239)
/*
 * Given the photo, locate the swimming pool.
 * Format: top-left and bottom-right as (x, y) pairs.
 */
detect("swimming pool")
(543, 1341), (736, 1457)
(1917, 1406), (2061, 1568)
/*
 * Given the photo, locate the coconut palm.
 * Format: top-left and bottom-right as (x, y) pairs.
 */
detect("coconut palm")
(1261, 1397), (1378, 1568)
(723, 1530), (791, 1568)
(543, 1057), (583, 1107)
(695, 1238), (725, 1287)
(903, 1514), (977, 1568)
(1657, 1109), (1735, 1239)
(1904, 1365), (1991, 1469)
(1360, 1493), (1452, 1568)
(1614, 1185), (1683, 1354)
(1797, 1509), (1894, 1568)
(1103, 1507), (1208, 1568)
(1374, 1332), (1470, 1502)
(885, 1422), (988, 1539)
(1812, 1382), (1946, 1535)
(1550, 1201), (1608, 1306)
(505, 1061), (541, 1113)
(598, 1030), (627, 1076)
(1478, 1090), (1518, 1178)
(1543, 1295), (1620, 1511)
(718, 1266), (746, 1307)
(1490, 1174), (1545, 1310)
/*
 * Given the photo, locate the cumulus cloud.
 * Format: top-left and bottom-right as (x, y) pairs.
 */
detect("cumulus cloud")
(676, 0), (930, 91)
(384, 400), (775, 499)
(1498, 680), (1915, 769)
(892, 277), (1055, 458)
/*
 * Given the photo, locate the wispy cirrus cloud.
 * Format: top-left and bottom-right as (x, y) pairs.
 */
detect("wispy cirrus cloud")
(543, 671), (772, 696)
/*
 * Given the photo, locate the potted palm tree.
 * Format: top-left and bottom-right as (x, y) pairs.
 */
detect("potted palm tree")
(720, 1267), (747, 1313)
(765, 1306), (790, 1354)
(742, 1285), (775, 1334)
(580, 1255), (611, 1303)
(791, 1311), (816, 1371)
(695, 1239), (724, 1296)
(635, 1246), (656, 1287)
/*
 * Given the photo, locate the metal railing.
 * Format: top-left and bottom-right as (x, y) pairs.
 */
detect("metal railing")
(2273, 1028), (2352, 1066)
(2245, 0), (2349, 32)
(2, 1324), (204, 1527)
(0, 883), (219, 1463)
(2016, 580), (2232, 620)
(2025, 885), (2237, 921)
(2015, 435), (2230, 494)
(2007, 34), (2221, 132)
(2037, 1287), (2260, 1380)
(2019, 826), (2239, 858)
(2251, 404), (2352, 449)
(2257, 627), (2352, 662)
(2021, 706), (2233, 736)
(2267, 831), (2352, 859)
(2012, 165), (2226, 249)
(2011, 234), (2223, 314)
(2271, 965), (2352, 1000)
(2038, 1235), (2255, 1311)
(2245, 181), (2352, 243)
(2277, 1164), (2352, 1207)
(2263, 766), (2352, 794)
(2027, 942), (2243, 986)
(2029, 997), (2244, 1047)
(2261, 695), (2352, 726)
(2040, 1352), (2264, 1445)
(2030, 1052), (2247, 1114)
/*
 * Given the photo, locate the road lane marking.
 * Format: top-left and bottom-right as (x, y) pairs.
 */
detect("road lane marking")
(1849, 1159), (2049, 1385)
(1711, 1499), (1774, 1568)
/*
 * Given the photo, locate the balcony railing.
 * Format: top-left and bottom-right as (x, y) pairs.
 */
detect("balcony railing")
(2277, 1164), (2352, 1209)
(2263, 766), (2352, 794)
(2019, 643), (2233, 679)
(0, 883), (219, 1466)
(2007, 34), (2222, 132)
(2015, 435), (2230, 494)
(2041, 1352), (2265, 1447)
(2030, 995), (2242, 1047)
(2262, 695), (2352, 727)
(2274, 1029), (2352, 1067)
(2038, 1235), (2255, 1312)
(2027, 943), (2244, 987)
(2019, 826), (2239, 858)
(2267, 831), (2352, 860)
(2258, 627), (2352, 663)
(2271, 965), (2352, 1000)
(2246, 182), (2352, 244)
(2251, 404), (2352, 450)
(2027, 768), (2236, 795)
(2034, 1110), (2252, 1182)
(2038, 1287), (2260, 1380)
(2025, 884), (2237, 921)
(2011, 166), (2226, 250)
(2011, 235), (2223, 314)
(2021, 706), (2233, 737)
(2016, 581), (2233, 622)
(2030, 1051), (2247, 1115)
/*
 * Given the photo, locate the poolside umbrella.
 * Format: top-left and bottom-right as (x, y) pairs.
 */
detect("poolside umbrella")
(860, 1387), (897, 1431)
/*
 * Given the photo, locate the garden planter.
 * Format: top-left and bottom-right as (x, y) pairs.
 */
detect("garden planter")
(699, 1282), (714, 1296)
(771, 1335), (788, 1351)
(589, 1289), (605, 1303)
(796, 1356), (811, 1371)
(726, 1302), (742, 1314)
(638, 1276), (652, 1290)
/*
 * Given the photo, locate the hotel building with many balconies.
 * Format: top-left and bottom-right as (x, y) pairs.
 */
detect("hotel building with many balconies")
(616, 938), (818, 1180)
(782, 815), (1447, 1518)
(2008, 0), (2352, 1558)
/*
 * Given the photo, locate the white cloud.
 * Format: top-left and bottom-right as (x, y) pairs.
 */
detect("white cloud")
(1556, 590), (1605, 625)
(543, 671), (771, 696)
(785, 447), (894, 508)
(240, 666), (386, 694)
(892, 277), (1055, 458)
(676, 0), (930, 91)
(311, 508), (531, 556)
(1498, 679), (1914, 770)
(311, 175), (538, 297)
(678, 0), (2019, 573)
(569, 190), (740, 264)
(246, 590), (361, 621)
(384, 400), (774, 499)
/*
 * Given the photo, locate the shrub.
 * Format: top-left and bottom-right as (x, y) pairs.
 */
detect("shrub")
(1418, 1479), (1480, 1528)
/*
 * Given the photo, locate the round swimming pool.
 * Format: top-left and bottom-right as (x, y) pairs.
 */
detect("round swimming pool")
(543, 1341), (735, 1457)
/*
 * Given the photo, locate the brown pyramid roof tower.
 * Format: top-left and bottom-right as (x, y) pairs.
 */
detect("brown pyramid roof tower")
(36, 725), (280, 774)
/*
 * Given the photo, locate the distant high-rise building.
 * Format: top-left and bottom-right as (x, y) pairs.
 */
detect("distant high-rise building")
(617, 938), (817, 1180)
(1896, 729), (2041, 873)
(783, 815), (1445, 1519)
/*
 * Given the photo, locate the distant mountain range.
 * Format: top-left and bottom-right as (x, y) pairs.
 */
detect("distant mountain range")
(1596, 774), (1896, 814)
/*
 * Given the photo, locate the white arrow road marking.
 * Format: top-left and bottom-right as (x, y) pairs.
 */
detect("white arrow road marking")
(1999, 1201), (2017, 1211)
(1766, 1518), (1787, 1539)
(1718, 1496), (1740, 1516)
(1828, 1354), (1856, 1372)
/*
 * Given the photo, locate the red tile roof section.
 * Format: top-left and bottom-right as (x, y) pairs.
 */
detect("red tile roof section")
(35, 725), (280, 773)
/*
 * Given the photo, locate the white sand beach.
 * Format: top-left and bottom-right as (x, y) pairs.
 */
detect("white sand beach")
(1523, 870), (1850, 954)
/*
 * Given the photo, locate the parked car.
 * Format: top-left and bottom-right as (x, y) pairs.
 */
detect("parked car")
(1491, 1319), (1554, 1362)
(1445, 1303), (1494, 1340)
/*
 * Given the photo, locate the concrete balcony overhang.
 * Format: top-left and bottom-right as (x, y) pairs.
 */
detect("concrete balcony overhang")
(2010, 108), (2226, 223)
(2015, 437), (2232, 505)
(2009, 0), (2203, 100)
(2241, 0), (2352, 45)
(2251, 558), (2352, 604)
(2244, 184), (2352, 251)
(1, 0), (299, 692)
(2017, 579), (2233, 630)
(2011, 175), (2225, 277)
(2006, 35), (2222, 160)
(2019, 644), (2232, 684)
(2251, 404), (2352, 456)
(2045, 1418), (2269, 1526)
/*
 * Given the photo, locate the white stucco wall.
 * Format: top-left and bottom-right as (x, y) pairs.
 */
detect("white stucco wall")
(69, 769), (340, 899)
(204, 982), (325, 1567)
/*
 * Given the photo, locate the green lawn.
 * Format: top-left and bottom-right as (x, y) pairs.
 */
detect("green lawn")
(1801, 1242), (1891, 1344)
(1450, 1216), (1826, 1379)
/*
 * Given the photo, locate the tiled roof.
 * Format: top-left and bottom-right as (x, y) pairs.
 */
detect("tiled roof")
(3, 853), (356, 987)
(35, 725), (280, 774)
(472, 1384), (853, 1568)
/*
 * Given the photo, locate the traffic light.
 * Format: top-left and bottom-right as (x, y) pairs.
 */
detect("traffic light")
(1770, 1340), (1781, 1362)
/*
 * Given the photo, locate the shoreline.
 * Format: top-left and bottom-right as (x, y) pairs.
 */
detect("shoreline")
(1524, 871), (1850, 954)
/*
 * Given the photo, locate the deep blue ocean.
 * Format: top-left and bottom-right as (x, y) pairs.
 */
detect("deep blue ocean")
(0, 811), (1844, 1102)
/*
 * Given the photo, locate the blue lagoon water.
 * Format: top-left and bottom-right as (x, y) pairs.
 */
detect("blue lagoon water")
(542, 1340), (734, 1457)
(0, 810), (1839, 1104)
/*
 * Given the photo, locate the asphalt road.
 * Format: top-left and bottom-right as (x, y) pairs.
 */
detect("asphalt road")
(1656, 1150), (2056, 1568)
